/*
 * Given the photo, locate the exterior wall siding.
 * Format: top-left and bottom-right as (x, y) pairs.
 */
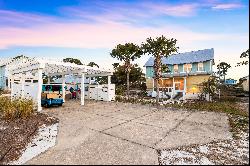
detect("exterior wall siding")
(146, 60), (212, 79)
(192, 63), (198, 72)
(0, 66), (6, 89)
(186, 75), (210, 93)
(168, 65), (173, 73)
(203, 60), (211, 72)
(178, 64), (183, 72)
(146, 78), (154, 89)
(146, 67), (154, 78)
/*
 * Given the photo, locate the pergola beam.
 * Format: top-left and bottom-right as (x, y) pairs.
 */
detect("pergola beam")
(9, 58), (113, 111)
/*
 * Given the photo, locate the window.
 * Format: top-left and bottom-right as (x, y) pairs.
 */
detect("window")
(198, 62), (203, 71)
(174, 65), (178, 73)
(184, 64), (192, 73)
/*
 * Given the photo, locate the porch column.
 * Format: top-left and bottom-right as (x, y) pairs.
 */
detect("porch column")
(171, 77), (175, 99)
(21, 72), (25, 98)
(8, 77), (11, 90)
(37, 68), (43, 112)
(152, 78), (154, 91)
(88, 76), (91, 99)
(183, 77), (187, 100)
(10, 72), (14, 100)
(107, 75), (111, 101)
(62, 75), (66, 102)
(47, 76), (50, 84)
(81, 73), (85, 105)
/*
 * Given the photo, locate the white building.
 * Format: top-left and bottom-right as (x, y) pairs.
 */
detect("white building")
(1, 56), (115, 111)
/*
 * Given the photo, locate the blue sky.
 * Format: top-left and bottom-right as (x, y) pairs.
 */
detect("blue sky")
(0, 0), (249, 79)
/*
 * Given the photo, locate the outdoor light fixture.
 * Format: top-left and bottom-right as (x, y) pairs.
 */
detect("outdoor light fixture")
(192, 86), (196, 94)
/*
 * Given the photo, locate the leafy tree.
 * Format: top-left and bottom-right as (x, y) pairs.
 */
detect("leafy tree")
(13, 55), (29, 60)
(199, 76), (219, 101)
(110, 43), (143, 98)
(141, 35), (178, 104)
(236, 49), (249, 67)
(217, 62), (231, 83)
(111, 64), (146, 95)
(87, 62), (99, 68)
(112, 63), (120, 69)
(63, 58), (83, 65)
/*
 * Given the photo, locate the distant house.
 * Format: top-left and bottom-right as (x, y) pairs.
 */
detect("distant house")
(225, 78), (237, 85)
(144, 48), (214, 100)
(240, 76), (249, 92)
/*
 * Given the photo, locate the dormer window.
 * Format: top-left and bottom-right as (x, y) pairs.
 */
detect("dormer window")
(198, 62), (203, 71)
(184, 64), (192, 73)
(174, 65), (178, 73)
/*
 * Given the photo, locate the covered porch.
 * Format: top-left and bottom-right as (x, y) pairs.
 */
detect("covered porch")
(150, 77), (187, 99)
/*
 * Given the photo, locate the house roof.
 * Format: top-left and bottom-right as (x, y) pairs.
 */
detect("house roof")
(144, 48), (214, 66)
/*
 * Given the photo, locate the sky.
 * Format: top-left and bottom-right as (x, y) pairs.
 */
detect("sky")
(0, 0), (249, 80)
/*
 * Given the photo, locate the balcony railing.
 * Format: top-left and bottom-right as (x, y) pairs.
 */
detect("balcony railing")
(162, 71), (212, 77)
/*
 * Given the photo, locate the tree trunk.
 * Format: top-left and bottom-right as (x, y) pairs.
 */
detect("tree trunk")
(154, 55), (161, 104)
(155, 78), (159, 104)
(126, 71), (130, 98)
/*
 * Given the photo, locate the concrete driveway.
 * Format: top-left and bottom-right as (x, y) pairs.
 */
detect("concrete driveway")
(26, 100), (232, 165)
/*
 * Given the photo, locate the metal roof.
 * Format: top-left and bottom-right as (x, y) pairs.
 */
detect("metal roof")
(144, 48), (214, 66)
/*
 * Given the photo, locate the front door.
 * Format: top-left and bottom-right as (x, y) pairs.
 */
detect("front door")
(174, 82), (182, 92)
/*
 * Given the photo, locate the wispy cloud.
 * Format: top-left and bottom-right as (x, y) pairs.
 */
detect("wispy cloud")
(0, 0), (248, 49)
(0, 10), (60, 27)
(0, 10), (247, 49)
(60, 2), (199, 24)
(212, 3), (244, 10)
(143, 3), (198, 17)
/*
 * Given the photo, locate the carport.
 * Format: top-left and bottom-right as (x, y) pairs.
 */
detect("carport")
(9, 59), (113, 111)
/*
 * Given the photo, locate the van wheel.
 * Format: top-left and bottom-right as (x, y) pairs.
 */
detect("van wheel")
(44, 102), (50, 108)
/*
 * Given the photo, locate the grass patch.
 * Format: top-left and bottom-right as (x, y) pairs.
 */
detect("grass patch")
(164, 101), (248, 117)
(0, 97), (35, 120)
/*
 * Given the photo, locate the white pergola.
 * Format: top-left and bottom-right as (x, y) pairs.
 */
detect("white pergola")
(9, 60), (113, 111)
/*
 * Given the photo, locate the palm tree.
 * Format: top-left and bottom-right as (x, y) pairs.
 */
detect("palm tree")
(141, 35), (179, 104)
(110, 43), (142, 98)
(236, 49), (249, 67)
(217, 62), (231, 83)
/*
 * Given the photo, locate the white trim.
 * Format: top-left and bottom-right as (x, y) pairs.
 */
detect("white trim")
(210, 60), (212, 71)
(173, 64), (178, 73)
(62, 75), (66, 102)
(198, 62), (204, 71)
(81, 73), (85, 106)
(37, 69), (43, 112)
(107, 75), (111, 101)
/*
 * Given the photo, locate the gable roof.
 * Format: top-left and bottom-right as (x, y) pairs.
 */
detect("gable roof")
(144, 48), (214, 66)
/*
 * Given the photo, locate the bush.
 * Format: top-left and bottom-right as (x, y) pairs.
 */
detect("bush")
(216, 95), (240, 102)
(0, 97), (35, 120)
(115, 85), (126, 95)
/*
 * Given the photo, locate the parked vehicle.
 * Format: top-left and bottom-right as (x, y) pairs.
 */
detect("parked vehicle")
(41, 98), (64, 108)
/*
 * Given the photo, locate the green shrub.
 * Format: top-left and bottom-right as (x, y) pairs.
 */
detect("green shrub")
(217, 96), (240, 102)
(0, 97), (35, 120)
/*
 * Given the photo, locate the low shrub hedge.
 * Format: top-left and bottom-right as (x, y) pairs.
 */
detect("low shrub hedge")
(0, 97), (35, 120)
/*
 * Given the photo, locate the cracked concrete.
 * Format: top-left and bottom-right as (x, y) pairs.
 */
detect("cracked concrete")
(26, 100), (231, 165)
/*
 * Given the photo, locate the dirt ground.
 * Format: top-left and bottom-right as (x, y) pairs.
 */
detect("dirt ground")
(0, 113), (58, 165)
